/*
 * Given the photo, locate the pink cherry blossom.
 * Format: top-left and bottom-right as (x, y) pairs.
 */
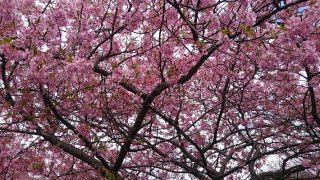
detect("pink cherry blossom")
(0, 0), (319, 179)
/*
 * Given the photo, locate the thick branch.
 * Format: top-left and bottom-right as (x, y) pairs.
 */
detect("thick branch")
(166, 0), (199, 41)
(0, 54), (15, 106)
(41, 89), (112, 171)
(35, 126), (119, 178)
(178, 44), (221, 84)
(305, 66), (320, 126)
(255, 0), (308, 26)
(112, 82), (169, 171)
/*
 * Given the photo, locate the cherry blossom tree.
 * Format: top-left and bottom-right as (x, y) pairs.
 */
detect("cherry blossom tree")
(0, 0), (319, 179)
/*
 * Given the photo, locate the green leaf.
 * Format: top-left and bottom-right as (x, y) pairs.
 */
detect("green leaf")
(221, 27), (231, 36)
(138, 138), (144, 144)
(166, 66), (176, 77)
(240, 24), (256, 37)
(279, 24), (286, 31)
(66, 52), (73, 63)
(98, 143), (107, 150)
(0, 37), (13, 45)
(111, 62), (118, 69)
(31, 162), (43, 170)
(105, 171), (121, 180)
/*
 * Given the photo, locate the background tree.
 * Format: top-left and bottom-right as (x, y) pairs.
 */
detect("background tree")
(0, 0), (319, 179)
